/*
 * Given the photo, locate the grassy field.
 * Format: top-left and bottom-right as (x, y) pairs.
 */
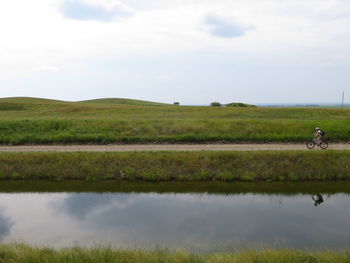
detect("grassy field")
(0, 243), (349, 263)
(0, 151), (349, 182)
(0, 97), (349, 144)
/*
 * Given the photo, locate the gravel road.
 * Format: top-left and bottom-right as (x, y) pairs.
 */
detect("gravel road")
(0, 143), (349, 152)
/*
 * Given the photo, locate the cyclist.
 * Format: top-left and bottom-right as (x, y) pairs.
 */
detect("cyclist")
(314, 127), (326, 144)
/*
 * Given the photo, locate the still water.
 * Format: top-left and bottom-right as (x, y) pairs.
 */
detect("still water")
(0, 192), (349, 252)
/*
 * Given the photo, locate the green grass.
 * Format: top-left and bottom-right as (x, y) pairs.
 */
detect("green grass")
(0, 97), (349, 144)
(0, 119), (349, 144)
(0, 151), (349, 182)
(0, 244), (349, 263)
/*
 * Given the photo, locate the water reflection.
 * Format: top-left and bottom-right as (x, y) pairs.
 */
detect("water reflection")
(312, 194), (324, 206)
(0, 210), (13, 241)
(0, 193), (348, 252)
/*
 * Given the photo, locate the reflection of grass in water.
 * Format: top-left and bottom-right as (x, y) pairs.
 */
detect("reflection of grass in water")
(0, 151), (349, 182)
(0, 243), (349, 262)
(1, 181), (350, 195)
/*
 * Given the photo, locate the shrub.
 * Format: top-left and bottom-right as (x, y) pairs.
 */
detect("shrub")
(210, 102), (221, 107)
(217, 171), (235, 181)
(121, 167), (137, 181)
(226, 102), (256, 107)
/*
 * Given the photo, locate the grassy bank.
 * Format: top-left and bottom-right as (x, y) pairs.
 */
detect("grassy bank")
(0, 244), (349, 263)
(0, 151), (349, 182)
(0, 97), (349, 143)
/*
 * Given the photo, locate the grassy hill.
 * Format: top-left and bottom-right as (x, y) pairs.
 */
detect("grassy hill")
(0, 97), (169, 119)
(0, 97), (168, 107)
(0, 97), (64, 104)
(80, 98), (169, 106)
(0, 97), (349, 144)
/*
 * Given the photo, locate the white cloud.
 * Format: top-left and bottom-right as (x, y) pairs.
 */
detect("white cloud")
(0, 0), (350, 103)
(1, 0), (349, 74)
(30, 66), (61, 73)
(60, 0), (133, 21)
(202, 14), (255, 38)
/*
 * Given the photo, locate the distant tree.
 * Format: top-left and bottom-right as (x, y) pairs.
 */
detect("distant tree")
(173, 102), (180, 105)
(210, 102), (222, 107)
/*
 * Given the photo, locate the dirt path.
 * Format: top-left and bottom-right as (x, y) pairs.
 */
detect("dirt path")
(0, 143), (349, 152)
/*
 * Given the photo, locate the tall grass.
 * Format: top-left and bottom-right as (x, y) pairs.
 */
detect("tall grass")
(0, 119), (349, 144)
(0, 243), (349, 263)
(0, 151), (349, 182)
(0, 98), (349, 143)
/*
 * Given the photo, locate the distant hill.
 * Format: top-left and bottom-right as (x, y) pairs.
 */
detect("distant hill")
(0, 97), (67, 111)
(79, 98), (169, 106)
(0, 97), (64, 104)
(0, 97), (169, 107)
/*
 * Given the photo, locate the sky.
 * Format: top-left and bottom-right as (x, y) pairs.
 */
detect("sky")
(0, 0), (349, 104)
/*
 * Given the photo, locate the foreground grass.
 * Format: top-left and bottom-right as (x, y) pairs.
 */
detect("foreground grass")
(0, 151), (349, 182)
(0, 97), (349, 143)
(0, 244), (349, 263)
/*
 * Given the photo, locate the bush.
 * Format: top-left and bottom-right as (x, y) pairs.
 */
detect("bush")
(210, 102), (221, 107)
(217, 171), (235, 181)
(226, 102), (256, 107)
(173, 102), (180, 105)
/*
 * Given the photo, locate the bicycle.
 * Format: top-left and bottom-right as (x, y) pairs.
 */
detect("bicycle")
(306, 138), (328, 149)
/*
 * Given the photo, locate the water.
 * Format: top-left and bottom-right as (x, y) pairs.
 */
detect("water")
(0, 191), (349, 252)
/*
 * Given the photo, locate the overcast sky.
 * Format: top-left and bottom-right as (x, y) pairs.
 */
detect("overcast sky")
(0, 0), (349, 104)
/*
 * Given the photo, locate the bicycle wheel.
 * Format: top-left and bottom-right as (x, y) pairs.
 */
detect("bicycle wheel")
(306, 141), (315, 149)
(320, 141), (328, 149)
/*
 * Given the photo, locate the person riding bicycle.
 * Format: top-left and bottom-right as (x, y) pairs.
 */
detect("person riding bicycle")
(314, 127), (326, 144)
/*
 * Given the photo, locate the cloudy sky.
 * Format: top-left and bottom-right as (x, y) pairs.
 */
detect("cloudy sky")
(0, 0), (349, 104)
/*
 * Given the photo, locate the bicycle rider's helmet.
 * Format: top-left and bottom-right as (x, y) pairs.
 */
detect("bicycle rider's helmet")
(315, 127), (320, 130)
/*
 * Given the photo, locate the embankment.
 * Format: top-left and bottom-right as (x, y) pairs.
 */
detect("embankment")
(0, 151), (349, 182)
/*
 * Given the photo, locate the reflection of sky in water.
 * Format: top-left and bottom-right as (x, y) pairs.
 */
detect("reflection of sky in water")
(0, 193), (349, 252)
(0, 208), (13, 241)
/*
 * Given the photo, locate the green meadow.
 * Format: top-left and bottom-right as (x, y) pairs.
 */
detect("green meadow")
(0, 244), (349, 263)
(0, 97), (349, 144)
